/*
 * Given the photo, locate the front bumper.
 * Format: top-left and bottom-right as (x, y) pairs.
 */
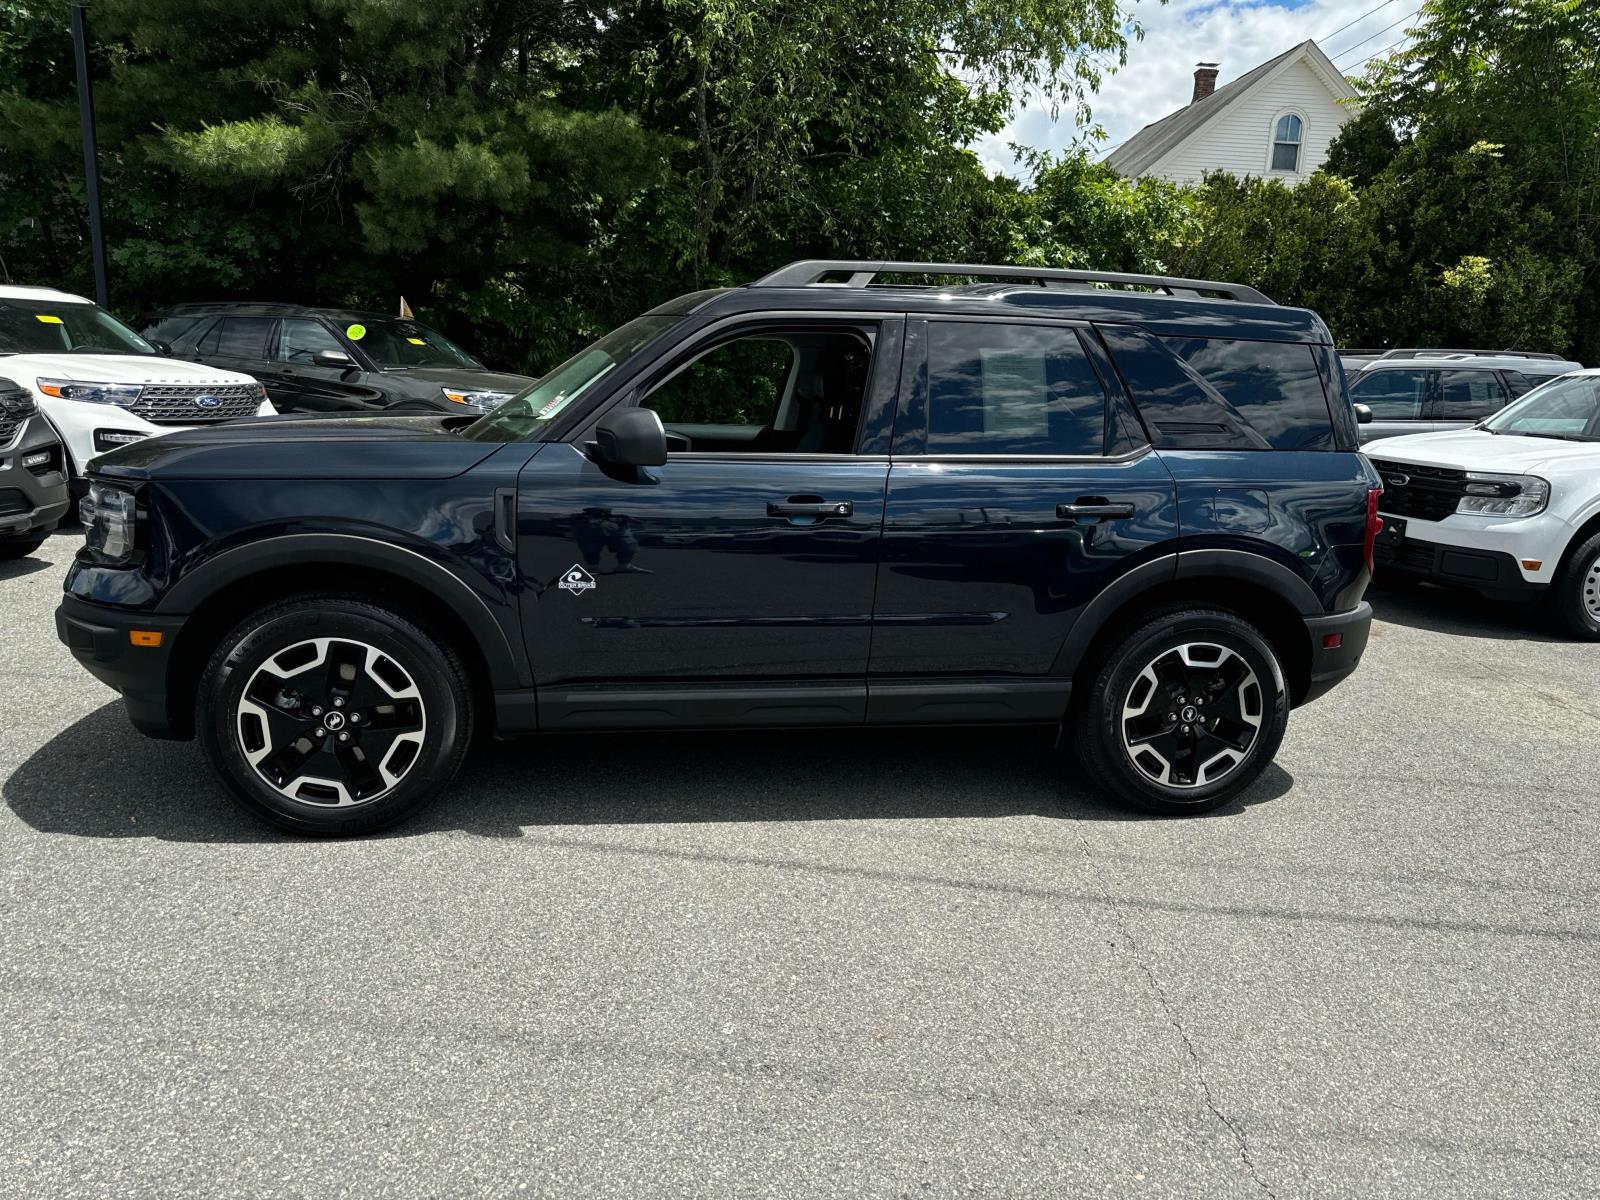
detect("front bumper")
(0, 415), (70, 539)
(55, 594), (189, 739)
(1299, 602), (1372, 706)
(1374, 527), (1549, 602)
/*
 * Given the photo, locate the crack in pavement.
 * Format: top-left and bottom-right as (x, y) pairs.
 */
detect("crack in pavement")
(1075, 826), (1279, 1200)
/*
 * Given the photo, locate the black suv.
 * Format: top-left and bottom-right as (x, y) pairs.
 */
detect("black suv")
(139, 303), (535, 415)
(61, 261), (1380, 835)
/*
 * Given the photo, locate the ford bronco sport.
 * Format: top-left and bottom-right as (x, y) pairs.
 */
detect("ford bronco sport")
(56, 261), (1380, 835)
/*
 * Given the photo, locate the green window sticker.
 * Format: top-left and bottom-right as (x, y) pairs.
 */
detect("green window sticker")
(345, 323), (367, 341)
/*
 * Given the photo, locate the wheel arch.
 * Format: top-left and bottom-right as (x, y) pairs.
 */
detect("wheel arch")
(159, 535), (524, 739)
(1053, 549), (1321, 706)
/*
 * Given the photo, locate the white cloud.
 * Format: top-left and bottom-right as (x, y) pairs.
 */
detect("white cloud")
(970, 0), (1416, 177)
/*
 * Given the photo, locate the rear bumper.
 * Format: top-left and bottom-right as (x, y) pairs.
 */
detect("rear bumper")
(0, 416), (70, 539)
(1299, 602), (1372, 707)
(55, 594), (189, 739)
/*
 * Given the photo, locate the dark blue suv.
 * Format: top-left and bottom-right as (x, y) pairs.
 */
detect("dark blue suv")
(56, 261), (1381, 835)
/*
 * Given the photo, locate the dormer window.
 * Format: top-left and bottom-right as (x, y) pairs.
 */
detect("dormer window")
(1270, 114), (1303, 172)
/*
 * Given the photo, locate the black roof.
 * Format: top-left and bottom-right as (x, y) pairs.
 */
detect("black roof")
(155, 301), (414, 323)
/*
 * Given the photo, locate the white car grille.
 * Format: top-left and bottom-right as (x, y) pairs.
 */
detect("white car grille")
(131, 383), (260, 424)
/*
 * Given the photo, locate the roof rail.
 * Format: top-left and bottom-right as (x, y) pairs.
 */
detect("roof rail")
(1376, 347), (1566, 361)
(751, 260), (1275, 305)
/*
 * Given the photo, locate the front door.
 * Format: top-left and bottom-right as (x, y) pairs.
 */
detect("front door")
(867, 317), (1178, 722)
(516, 318), (899, 728)
(268, 318), (384, 412)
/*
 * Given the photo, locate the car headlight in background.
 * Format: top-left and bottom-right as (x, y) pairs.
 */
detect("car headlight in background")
(441, 387), (513, 411)
(1457, 471), (1550, 518)
(38, 378), (144, 407)
(80, 482), (138, 562)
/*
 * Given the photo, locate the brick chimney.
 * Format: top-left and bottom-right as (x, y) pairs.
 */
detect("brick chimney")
(1192, 62), (1220, 104)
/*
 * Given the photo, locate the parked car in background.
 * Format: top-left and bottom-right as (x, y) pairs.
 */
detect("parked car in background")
(0, 375), (69, 559)
(0, 284), (277, 478)
(1367, 368), (1600, 638)
(140, 303), (536, 415)
(1348, 350), (1582, 443)
(61, 259), (1379, 835)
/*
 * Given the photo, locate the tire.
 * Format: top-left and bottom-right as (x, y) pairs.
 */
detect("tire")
(1549, 532), (1600, 641)
(1071, 607), (1290, 816)
(197, 595), (474, 835)
(0, 534), (47, 560)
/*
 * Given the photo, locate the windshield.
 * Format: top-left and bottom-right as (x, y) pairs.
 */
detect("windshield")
(338, 316), (482, 369)
(1482, 373), (1600, 441)
(0, 299), (156, 356)
(462, 313), (682, 442)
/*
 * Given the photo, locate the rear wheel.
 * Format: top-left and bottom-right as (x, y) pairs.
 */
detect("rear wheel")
(1072, 607), (1289, 816)
(1549, 532), (1600, 641)
(197, 596), (473, 835)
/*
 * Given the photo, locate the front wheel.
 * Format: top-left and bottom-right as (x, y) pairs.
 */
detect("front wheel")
(1071, 607), (1289, 816)
(197, 596), (474, 835)
(1549, 532), (1600, 641)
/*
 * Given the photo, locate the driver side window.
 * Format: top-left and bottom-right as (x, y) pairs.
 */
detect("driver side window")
(276, 319), (345, 364)
(643, 329), (871, 454)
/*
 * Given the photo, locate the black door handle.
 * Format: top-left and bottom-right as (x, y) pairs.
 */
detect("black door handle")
(1057, 500), (1136, 521)
(767, 499), (852, 519)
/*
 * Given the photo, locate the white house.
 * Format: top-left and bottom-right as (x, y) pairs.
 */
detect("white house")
(1105, 40), (1360, 186)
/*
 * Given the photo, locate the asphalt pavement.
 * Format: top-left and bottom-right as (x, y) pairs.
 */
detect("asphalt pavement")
(2, 530), (1597, 1198)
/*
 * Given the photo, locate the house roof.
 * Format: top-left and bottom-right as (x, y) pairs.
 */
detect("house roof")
(1104, 40), (1360, 179)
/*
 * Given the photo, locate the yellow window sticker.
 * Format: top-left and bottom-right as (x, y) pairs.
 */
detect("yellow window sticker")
(406, 336), (425, 345)
(36, 314), (63, 324)
(345, 323), (367, 341)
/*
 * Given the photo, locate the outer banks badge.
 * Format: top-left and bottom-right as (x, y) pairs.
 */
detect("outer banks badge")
(559, 564), (597, 595)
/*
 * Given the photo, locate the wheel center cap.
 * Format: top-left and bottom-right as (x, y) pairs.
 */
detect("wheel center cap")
(1179, 704), (1200, 724)
(323, 711), (346, 731)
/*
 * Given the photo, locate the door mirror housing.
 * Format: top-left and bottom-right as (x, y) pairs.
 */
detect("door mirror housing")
(1353, 402), (1373, 425)
(594, 407), (668, 467)
(147, 337), (174, 357)
(312, 349), (357, 371)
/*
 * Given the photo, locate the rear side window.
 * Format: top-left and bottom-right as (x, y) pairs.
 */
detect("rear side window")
(199, 316), (273, 359)
(1502, 372), (1537, 398)
(1161, 337), (1334, 450)
(1349, 368), (1430, 419)
(1434, 369), (1505, 420)
(923, 322), (1107, 455)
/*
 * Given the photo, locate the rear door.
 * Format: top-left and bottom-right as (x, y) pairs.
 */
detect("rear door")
(191, 315), (275, 380)
(1429, 368), (1508, 431)
(1349, 366), (1438, 443)
(866, 316), (1177, 723)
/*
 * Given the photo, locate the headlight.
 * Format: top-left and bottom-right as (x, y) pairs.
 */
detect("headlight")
(81, 481), (137, 562)
(1456, 471), (1549, 518)
(38, 378), (144, 407)
(441, 387), (513, 411)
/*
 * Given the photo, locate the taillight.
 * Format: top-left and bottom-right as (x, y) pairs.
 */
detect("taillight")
(1363, 486), (1383, 574)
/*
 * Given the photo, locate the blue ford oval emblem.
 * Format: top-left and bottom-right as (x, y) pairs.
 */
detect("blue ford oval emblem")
(194, 394), (222, 409)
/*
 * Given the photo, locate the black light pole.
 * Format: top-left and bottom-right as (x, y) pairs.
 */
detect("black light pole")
(70, 5), (109, 307)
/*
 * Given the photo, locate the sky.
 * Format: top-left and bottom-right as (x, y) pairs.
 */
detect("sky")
(969, 0), (1418, 177)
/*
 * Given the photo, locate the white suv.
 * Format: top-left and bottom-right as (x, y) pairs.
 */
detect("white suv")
(1366, 368), (1600, 638)
(0, 284), (276, 475)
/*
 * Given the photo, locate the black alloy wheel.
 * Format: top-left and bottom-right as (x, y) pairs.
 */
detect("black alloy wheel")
(199, 596), (472, 835)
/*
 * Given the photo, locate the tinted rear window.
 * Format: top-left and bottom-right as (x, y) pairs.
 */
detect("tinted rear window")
(1160, 337), (1335, 451)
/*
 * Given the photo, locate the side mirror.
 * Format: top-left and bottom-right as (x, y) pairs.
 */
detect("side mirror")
(594, 407), (668, 467)
(148, 337), (174, 356)
(1353, 403), (1373, 425)
(312, 349), (356, 371)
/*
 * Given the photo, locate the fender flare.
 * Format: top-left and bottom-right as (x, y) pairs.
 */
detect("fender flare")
(157, 532), (527, 689)
(1051, 547), (1322, 677)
